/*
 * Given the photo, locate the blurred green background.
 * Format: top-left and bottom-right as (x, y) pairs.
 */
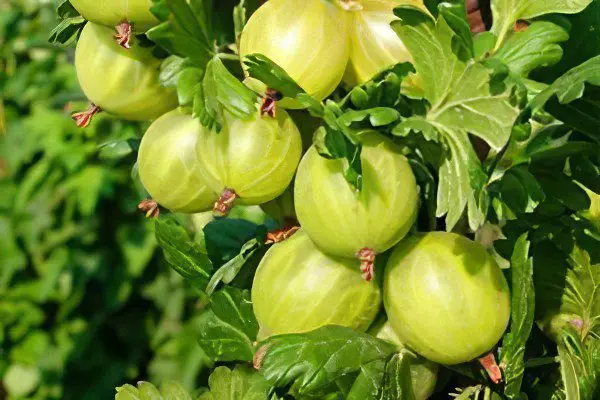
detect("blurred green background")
(1, 1), (209, 398)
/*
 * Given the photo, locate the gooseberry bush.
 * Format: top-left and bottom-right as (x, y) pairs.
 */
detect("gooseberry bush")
(49, 0), (600, 398)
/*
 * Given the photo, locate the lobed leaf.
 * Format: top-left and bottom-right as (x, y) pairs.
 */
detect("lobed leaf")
(256, 326), (397, 397)
(501, 234), (535, 399)
(197, 288), (258, 363)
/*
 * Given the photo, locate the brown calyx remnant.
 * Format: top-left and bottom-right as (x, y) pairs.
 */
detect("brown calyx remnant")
(114, 21), (134, 49)
(357, 248), (376, 282)
(265, 225), (300, 244)
(514, 20), (530, 32)
(260, 88), (282, 118)
(213, 188), (238, 217)
(479, 352), (502, 384)
(253, 345), (268, 370)
(138, 199), (160, 218)
(71, 103), (102, 128)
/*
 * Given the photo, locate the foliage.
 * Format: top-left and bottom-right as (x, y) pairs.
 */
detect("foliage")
(38, 0), (600, 398)
(0, 1), (209, 399)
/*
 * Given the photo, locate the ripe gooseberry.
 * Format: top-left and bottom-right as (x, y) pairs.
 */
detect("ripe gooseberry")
(252, 230), (381, 340)
(196, 109), (302, 216)
(294, 133), (419, 281)
(239, 0), (351, 107)
(137, 109), (217, 213)
(369, 320), (438, 400)
(341, 0), (423, 89)
(384, 232), (511, 365)
(74, 23), (177, 123)
(70, 0), (158, 47)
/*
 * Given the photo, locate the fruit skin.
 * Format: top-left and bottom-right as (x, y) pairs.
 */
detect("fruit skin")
(294, 133), (418, 260)
(196, 109), (302, 206)
(70, 0), (158, 31)
(384, 232), (511, 365)
(75, 23), (177, 121)
(343, 0), (421, 86)
(252, 230), (381, 339)
(239, 0), (350, 105)
(137, 109), (216, 213)
(369, 320), (438, 400)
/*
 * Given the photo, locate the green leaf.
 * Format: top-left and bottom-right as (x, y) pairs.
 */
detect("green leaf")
(493, 21), (570, 77)
(198, 365), (272, 400)
(391, 6), (519, 230)
(155, 215), (213, 290)
(115, 381), (193, 400)
(500, 234), (535, 399)
(346, 360), (386, 400)
(56, 0), (80, 18)
(197, 287), (258, 363)
(533, 55), (600, 107)
(48, 16), (85, 45)
(160, 56), (188, 89)
(98, 139), (140, 160)
(204, 56), (258, 122)
(243, 54), (305, 98)
(337, 108), (401, 128)
(379, 351), (416, 400)
(437, 1), (473, 60)
(490, 0), (592, 51)
(0, 217), (27, 291)
(491, 167), (546, 217)
(203, 218), (264, 267)
(146, 0), (214, 67)
(205, 238), (263, 296)
(557, 332), (600, 399)
(256, 325), (397, 397)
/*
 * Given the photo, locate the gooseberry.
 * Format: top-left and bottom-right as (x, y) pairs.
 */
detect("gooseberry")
(341, 0), (422, 87)
(137, 109), (217, 213)
(384, 232), (511, 365)
(196, 109), (302, 216)
(252, 230), (381, 339)
(70, 0), (158, 43)
(74, 23), (177, 123)
(239, 0), (351, 105)
(369, 320), (438, 400)
(294, 133), (418, 280)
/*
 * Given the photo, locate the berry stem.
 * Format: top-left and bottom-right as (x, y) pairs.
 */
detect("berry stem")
(114, 21), (133, 49)
(357, 247), (376, 281)
(265, 225), (300, 244)
(72, 103), (102, 128)
(213, 188), (237, 217)
(138, 199), (160, 218)
(479, 352), (502, 384)
(253, 344), (268, 370)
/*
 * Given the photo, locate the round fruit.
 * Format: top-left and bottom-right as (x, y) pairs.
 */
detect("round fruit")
(252, 230), (381, 339)
(70, 0), (158, 31)
(196, 109), (302, 216)
(294, 133), (418, 280)
(239, 0), (350, 105)
(137, 109), (216, 213)
(384, 232), (511, 365)
(342, 0), (423, 86)
(75, 23), (178, 121)
(369, 320), (438, 400)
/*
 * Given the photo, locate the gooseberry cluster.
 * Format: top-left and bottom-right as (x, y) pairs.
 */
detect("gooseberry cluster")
(69, 0), (511, 396)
